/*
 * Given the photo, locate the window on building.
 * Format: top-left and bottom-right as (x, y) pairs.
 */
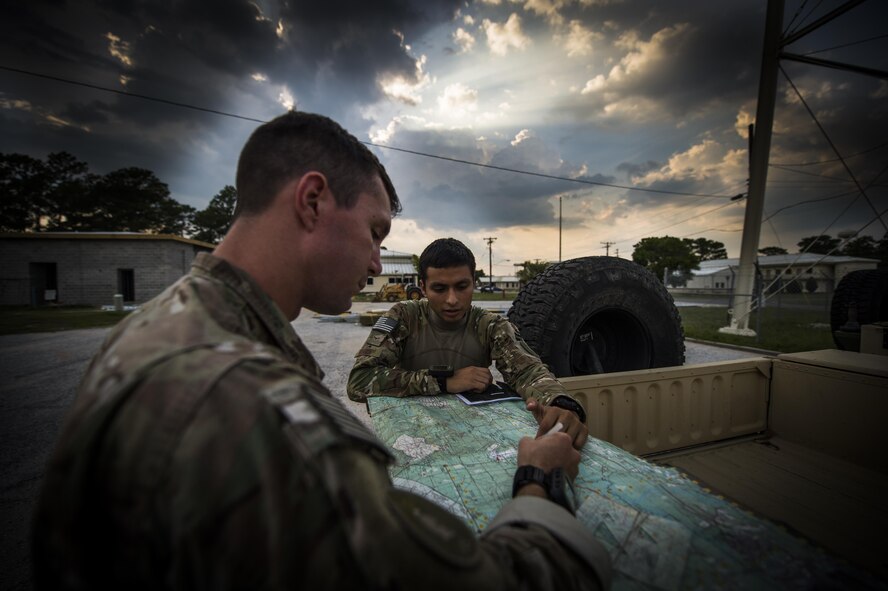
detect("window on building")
(388, 277), (396, 283)
(117, 269), (135, 302)
(806, 269), (812, 274)
(366, 277), (374, 285)
(785, 269), (792, 275)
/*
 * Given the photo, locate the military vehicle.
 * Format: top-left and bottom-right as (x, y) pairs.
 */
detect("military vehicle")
(504, 256), (887, 581)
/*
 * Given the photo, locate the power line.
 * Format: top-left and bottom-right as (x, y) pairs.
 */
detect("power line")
(779, 63), (887, 232)
(0, 64), (738, 200)
(801, 32), (888, 56)
(770, 141), (888, 166)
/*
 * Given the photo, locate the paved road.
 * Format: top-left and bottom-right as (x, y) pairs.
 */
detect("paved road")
(0, 302), (763, 590)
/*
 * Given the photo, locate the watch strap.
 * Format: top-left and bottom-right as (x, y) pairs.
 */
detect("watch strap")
(545, 467), (576, 515)
(550, 395), (587, 424)
(435, 376), (448, 393)
(512, 465), (546, 498)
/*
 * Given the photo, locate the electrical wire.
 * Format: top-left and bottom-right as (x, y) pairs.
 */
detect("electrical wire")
(770, 141), (888, 166)
(779, 63), (888, 231)
(801, 32), (888, 56)
(0, 64), (738, 200)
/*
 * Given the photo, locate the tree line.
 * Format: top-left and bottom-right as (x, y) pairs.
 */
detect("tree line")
(4, 151), (886, 283)
(0, 152), (235, 244)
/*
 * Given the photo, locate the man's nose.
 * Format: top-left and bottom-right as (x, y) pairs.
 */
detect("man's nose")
(446, 289), (458, 304)
(369, 249), (382, 276)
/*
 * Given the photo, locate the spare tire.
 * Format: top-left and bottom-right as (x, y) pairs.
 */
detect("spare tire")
(830, 269), (888, 350)
(508, 257), (685, 377)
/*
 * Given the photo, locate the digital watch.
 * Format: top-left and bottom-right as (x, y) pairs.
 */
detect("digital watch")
(429, 365), (454, 393)
(512, 465), (576, 515)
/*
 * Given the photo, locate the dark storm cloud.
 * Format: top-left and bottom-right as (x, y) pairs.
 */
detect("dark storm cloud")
(0, 0), (462, 207)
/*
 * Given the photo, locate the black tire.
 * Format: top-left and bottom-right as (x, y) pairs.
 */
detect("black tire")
(386, 294), (399, 302)
(407, 287), (423, 300)
(508, 257), (685, 377)
(830, 269), (888, 350)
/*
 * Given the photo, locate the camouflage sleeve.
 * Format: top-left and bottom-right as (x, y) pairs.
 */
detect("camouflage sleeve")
(347, 306), (440, 401)
(485, 315), (579, 407)
(171, 360), (610, 589)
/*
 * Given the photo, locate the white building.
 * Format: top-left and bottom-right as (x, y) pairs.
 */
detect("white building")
(685, 254), (879, 293)
(479, 275), (521, 290)
(360, 249), (418, 294)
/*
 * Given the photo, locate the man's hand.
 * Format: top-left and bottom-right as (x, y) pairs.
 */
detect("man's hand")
(445, 366), (492, 393)
(526, 400), (589, 449)
(513, 432), (580, 499)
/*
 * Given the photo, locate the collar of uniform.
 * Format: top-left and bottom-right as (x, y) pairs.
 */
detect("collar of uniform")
(427, 304), (470, 332)
(190, 253), (324, 380)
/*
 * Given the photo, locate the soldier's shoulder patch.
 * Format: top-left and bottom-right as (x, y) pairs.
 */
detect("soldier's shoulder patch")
(372, 316), (399, 334)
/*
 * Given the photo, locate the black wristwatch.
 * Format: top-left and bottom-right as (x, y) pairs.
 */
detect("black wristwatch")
(429, 365), (453, 393)
(550, 395), (587, 424)
(512, 465), (576, 515)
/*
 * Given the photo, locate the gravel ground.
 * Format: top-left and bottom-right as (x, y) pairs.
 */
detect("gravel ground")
(0, 301), (765, 591)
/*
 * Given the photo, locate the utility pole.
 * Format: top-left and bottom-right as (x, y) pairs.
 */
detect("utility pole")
(483, 237), (496, 287)
(600, 241), (614, 256)
(558, 196), (562, 262)
(720, 0), (783, 337)
(615, 248), (620, 258)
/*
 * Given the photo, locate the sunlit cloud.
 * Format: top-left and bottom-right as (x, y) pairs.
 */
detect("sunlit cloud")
(278, 86), (295, 111)
(524, 0), (568, 26)
(251, 72), (268, 82)
(105, 32), (133, 66)
(453, 27), (475, 53)
(482, 14), (531, 56)
(380, 54), (431, 106)
(632, 139), (746, 189)
(438, 82), (479, 112)
(560, 20), (601, 57)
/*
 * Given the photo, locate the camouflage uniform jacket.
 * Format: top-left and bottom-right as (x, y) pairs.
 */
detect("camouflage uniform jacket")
(32, 253), (611, 590)
(347, 300), (578, 408)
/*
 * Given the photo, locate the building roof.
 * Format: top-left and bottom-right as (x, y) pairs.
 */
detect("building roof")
(380, 249), (414, 259)
(697, 253), (879, 269)
(381, 262), (416, 275)
(0, 231), (215, 249)
(692, 266), (731, 277)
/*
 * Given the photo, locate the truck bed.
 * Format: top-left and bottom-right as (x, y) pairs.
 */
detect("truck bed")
(563, 349), (888, 580)
(654, 435), (887, 579)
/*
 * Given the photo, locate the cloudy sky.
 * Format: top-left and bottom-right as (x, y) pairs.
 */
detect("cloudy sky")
(2, 0), (886, 274)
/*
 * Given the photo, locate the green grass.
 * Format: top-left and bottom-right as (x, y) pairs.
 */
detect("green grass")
(678, 306), (835, 353)
(0, 306), (131, 335)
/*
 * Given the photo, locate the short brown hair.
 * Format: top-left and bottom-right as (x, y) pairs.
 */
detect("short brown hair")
(234, 111), (400, 218)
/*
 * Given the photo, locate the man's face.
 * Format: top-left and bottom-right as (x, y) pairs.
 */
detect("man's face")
(421, 265), (474, 324)
(309, 176), (391, 315)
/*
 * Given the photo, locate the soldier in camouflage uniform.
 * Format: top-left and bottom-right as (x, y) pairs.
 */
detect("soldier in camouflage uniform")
(32, 112), (611, 589)
(348, 238), (590, 448)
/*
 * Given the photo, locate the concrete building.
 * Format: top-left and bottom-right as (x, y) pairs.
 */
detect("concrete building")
(0, 232), (213, 307)
(684, 253), (879, 293)
(360, 249), (418, 294)
(479, 275), (521, 290)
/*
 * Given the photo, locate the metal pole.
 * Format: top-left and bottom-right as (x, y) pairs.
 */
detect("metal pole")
(559, 195), (562, 262)
(720, 0), (783, 337)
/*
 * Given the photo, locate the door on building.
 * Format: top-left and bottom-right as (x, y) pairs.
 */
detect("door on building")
(29, 262), (58, 306)
(117, 268), (135, 302)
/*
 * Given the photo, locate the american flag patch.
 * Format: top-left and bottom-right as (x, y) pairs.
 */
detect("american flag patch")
(372, 316), (399, 334)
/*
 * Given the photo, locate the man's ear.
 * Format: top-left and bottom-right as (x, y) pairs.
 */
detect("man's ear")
(291, 171), (328, 231)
